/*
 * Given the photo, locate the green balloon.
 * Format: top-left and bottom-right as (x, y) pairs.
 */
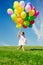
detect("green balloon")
(23, 21), (30, 26)
(29, 24), (32, 28)
(28, 16), (35, 21)
(24, 17), (28, 21)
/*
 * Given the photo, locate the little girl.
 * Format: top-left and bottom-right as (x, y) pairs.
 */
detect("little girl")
(17, 31), (27, 51)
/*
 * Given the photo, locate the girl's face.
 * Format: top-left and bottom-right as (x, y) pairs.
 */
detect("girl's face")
(20, 32), (23, 35)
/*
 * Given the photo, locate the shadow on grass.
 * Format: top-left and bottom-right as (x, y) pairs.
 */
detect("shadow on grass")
(30, 49), (43, 51)
(25, 49), (43, 51)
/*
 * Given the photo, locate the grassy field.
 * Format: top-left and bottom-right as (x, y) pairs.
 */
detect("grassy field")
(0, 46), (43, 65)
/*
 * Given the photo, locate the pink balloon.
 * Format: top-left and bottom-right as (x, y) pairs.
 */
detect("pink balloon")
(20, 1), (25, 8)
(7, 12), (13, 16)
(25, 4), (31, 12)
(34, 10), (39, 18)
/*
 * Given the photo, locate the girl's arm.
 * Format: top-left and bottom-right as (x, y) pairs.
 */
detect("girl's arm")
(17, 32), (20, 38)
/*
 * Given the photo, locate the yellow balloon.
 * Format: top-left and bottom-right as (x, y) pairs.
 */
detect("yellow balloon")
(21, 11), (26, 19)
(29, 9), (35, 16)
(13, 1), (19, 9)
(21, 8), (24, 12)
(16, 24), (22, 28)
(14, 9), (19, 15)
(11, 14), (17, 23)
(14, 7), (24, 14)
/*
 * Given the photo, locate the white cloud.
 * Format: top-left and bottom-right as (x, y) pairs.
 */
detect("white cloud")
(32, 24), (41, 40)
(32, 15), (43, 46)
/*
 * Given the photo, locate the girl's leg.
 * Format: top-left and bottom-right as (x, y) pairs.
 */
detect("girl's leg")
(22, 45), (24, 51)
(17, 45), (22, 50)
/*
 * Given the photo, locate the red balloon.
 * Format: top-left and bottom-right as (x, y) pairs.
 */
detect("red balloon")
(30, 20), (34, 24)
(23, 25), (27, 28)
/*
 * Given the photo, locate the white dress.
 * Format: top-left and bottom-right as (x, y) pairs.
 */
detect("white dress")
(18, 35), (27, 46)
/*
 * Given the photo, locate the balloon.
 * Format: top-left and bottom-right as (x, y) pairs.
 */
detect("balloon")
(29, 24), (32, 28)
(14, 8), (24, 15)
(23, 21), (30, 26)
(30, 20), (34, 24)
(17, 7), (24, 13)
(24, 17), (28, 21)
(7, 8), (13, 16)
(17, 18), (23, 24)
(17, 14), (21, 18)
(14, 9), (19, 15)
(7, 1), (39, 29)
(20, 1), (25, 8)
(21, 11), (26, 19)
(28, 16), (35, 21)
(23, 25), (27, 28)
(27, 2), (32, 8)
(31, 6), (35, 10)
(13, 1), (19, 9)
(34, 10), (39, 18)
(11, 14), (17, 22)
(29, 9), (35, 16)
(16, 24), (22, 28)
(25, 4), (31, 12)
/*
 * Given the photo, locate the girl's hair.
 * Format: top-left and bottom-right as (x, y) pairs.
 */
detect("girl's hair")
(22, 32), (24, 35)
(22, 32), (25, 36)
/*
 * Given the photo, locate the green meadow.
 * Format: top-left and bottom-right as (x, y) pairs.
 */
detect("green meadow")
(0, 46), (43, 65)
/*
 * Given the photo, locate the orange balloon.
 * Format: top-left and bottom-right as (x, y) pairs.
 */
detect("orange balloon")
(17, 18), (23, 24)
(17, 14), (21, 18)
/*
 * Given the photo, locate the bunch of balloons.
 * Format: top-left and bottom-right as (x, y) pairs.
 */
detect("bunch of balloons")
(7, 1), (39, 29)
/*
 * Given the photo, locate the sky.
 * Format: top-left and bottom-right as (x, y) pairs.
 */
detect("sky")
(0, 0), (43, 46)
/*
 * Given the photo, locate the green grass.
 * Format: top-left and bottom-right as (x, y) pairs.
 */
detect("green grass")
(0, 46), (43, 65)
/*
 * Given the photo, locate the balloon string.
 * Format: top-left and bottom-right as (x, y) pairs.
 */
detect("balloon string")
(18, 28), (22, 33)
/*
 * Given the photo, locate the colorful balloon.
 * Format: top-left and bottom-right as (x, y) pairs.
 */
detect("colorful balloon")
(11, 14), (17, 23)
(34, 10), (39, 18)
(30, 20), (34, 24)
(25, 4), (31, 12)
(7, 1), (39, 29)
(13, 1), (19, 9)
(23, 25), (27, 28)
(14, 9), (19, 15)
(16, 24), (22, 28)
(29, 9), (35, 16)
(21, 11), (26, 19)
(17, 7), (24, 14)
(20, 1), (25, 8)
(23, 21), (30, 26)
(17, 14), (21, 18)
(7, 8), (13, 16)
(29, 24), (32, 28)
(27, 2), (32, 8)
(28, 16), (35, 21)
(17, 18), (23, 24)
(24, 17), (28, 21)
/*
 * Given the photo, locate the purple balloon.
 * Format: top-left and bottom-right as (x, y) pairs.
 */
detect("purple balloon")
(27, 2), (32, 8)
(8, 12), (13, 16)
